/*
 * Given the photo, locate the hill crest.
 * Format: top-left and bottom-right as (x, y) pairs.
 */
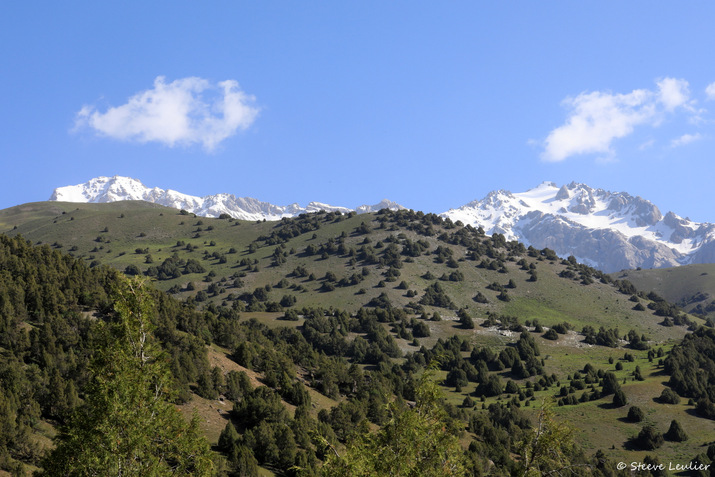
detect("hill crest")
(48, 176), (715, 272)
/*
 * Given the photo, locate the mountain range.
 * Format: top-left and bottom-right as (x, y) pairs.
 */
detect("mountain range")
(49, 176), (405, 221)
(441, 181), (715, 273)
(49, 176), (715, 273)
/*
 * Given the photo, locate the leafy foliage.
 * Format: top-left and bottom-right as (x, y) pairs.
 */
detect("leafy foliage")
(40, 277), (214, 475)
(320, 370), (468, 477)
(517, 403), (584, 477)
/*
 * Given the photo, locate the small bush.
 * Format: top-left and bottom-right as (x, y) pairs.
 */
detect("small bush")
(664, 420), (688, 442)
(543, 329), (559, 340)
(633, 425), (663, 450)
(627, 406), (644, 422)
(659, 388), (680, 404)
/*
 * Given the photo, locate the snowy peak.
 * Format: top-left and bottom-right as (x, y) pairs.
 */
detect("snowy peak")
(443, 182), (715, 272)
(47, 177), (715, 271)
(356, 199), (404, 214)
(49, 176), (404, 221)
(50, 176), (153, 203)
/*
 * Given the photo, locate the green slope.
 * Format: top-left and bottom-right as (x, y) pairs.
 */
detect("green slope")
(0, 201), (699, 340)
(2, 200), (713, 472)
(613, 264), (715, 319)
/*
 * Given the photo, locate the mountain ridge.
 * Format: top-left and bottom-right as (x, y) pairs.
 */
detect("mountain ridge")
(49, 176), (715, 272)
(50, 176), (405, 221)
(441, 181), (715, 272)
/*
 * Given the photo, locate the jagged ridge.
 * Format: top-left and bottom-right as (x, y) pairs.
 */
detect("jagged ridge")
(441, 181), (715, 272)
(50, 176), (405, 221)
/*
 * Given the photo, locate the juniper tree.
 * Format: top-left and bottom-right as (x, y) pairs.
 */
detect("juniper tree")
(627, 406), (645, 422)
(664, 419), (688, 442)
(634, 425), (664, 450)
(613, 389), (628, 407)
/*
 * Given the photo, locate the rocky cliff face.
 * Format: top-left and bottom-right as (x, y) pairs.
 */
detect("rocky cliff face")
(442, 182), (715, 273)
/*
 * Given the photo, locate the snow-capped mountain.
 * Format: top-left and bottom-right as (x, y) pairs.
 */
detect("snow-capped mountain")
(49, 176), (404, 222)
(441, 181), (715, 273)
(49, 177), (715, 272)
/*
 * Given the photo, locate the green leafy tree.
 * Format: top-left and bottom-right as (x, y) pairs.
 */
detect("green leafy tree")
(41, 277), (214, 476)
(517, 402), (584, 476)
(320, 370), (467, 477)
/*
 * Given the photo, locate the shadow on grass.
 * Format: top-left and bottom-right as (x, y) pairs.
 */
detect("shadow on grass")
(597, 401), (628, 411)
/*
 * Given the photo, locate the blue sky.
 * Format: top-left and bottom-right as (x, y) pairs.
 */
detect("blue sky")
(1, 2), (714, 221)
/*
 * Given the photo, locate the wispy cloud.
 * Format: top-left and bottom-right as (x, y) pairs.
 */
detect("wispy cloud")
(670, 132), (702, 148)
(638, 139), (655, 151)
(657, 77), (690, 111)
(541, 77), (695, 162)
(75, 76), (259, 151)
(706, 82), (715, 101)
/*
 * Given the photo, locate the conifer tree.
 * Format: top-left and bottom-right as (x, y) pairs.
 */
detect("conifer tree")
(627, 406), (645, 422)
(613, 389), (628, 407)
(634, 425), (664, 450)
(218, 421), (240, 453)
(664, 419), (688, 442)
(41, 277), (214, 476)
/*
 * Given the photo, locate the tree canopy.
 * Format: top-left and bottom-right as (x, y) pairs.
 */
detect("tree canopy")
(320, 370), (468, 477)
(41, 277), (214, 476)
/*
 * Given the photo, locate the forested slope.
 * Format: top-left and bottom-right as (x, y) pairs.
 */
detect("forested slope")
(1, 206), (714, 475)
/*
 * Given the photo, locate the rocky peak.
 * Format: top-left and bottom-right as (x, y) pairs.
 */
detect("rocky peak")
(554, 185), (570, 200)
(442, 181), (715, 272)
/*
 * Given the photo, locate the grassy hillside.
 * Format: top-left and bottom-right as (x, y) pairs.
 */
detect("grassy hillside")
(2, 201), (713, 474)
(613, 264), (715, 320)
(0, 202), (699, 341)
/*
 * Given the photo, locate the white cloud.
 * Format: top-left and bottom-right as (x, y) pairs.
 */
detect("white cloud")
(657, 77), (690, 111)
(542, 78), (696, 162)
(75, 76), (259, 150)
(670, 132), (702, 148)
(542, 89), (656, 162)
(706, 82), (715, 100)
